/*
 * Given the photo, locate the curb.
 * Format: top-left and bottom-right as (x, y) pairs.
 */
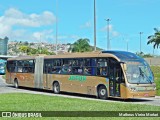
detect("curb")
(155, 96), (160, 99)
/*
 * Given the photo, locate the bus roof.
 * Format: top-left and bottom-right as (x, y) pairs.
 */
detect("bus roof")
(7, 56), (36, 61)
(7, 51), (142, 62)
(102, 51), (143, 61)
(7, 51), (120, 61)
(44, 51), (120, 60)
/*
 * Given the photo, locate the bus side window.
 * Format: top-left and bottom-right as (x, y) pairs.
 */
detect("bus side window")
(51, 59), (61, 74)
(100, 67), (108, 76)
(7, 61), (17, 72)
(17, 61), (23, 73)
(84, 59), (91, 66)
(84, 67), (91, 75)
(72, 59), (83, 75)
(18, 67), (23, 72)
(97, 58), (108, 76)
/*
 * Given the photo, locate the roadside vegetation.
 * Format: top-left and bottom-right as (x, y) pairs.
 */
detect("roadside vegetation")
(18, 45), (55, 55)
(151, 66), (160, 96)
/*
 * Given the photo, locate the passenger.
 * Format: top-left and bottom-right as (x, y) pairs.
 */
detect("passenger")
(67, 66), (72, 73)
(84, 67), (90, 75)
(61, 65), (68, 73)
(101, 67), (107, 76)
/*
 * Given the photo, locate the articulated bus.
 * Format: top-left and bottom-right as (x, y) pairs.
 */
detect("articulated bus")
(5, 51), (156, 99)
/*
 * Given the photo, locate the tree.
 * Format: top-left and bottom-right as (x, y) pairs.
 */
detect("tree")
(19, 45), (55, 55)
(19, 46), (30, 53)
(147, 28), (160, 49)
(136, 52), (153, 58)
(69, 38), (92, 52)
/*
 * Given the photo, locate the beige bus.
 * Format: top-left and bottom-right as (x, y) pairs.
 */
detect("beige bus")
(6, 51), (156, 99)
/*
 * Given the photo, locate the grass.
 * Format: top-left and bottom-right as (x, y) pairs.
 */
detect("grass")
(0, 93), (159, 111)
(150, 66), (160, 96)
(0, 93), (160, 120)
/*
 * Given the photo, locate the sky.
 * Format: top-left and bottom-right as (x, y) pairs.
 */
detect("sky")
(0, 0), (160, 55)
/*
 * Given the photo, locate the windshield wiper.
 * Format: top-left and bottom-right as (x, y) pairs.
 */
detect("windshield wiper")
(139, 67), (152, 84)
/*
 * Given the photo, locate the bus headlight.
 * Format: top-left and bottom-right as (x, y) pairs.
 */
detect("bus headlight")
(130, 87), (136, 92)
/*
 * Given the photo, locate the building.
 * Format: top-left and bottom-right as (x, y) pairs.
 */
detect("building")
(0, 37), (9, 55)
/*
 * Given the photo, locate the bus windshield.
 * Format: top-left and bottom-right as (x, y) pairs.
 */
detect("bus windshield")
(126, 61), (154, 84)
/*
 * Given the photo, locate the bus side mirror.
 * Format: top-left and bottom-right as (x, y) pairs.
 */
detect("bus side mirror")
(123, 64), (127, 71)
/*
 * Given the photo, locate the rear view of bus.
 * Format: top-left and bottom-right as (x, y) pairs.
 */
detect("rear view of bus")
(103, 51), (156, 98)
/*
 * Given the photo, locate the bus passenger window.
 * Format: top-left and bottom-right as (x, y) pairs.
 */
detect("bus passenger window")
(84, 67), (91, 75)
(84, 59), (91, 66)
(52, 67), (57, 73)
(23, 67), (28, 73)
(61, 65), (72, 74)
(101, 67), (107, 76)
(77, 68), (83, 74)
(18, 67), (23, 72)
(97, 58), (108, 76)
(72, 67), (83, 74)
(51, 67), (61, 74)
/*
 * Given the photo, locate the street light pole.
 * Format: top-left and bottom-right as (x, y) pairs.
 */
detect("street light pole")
(55, 0), (58, 55)
(139, 32), (143, 53)
(126, 40), (128, 52)
(94, 0), (96, 51)
(105, 19), (111, 50)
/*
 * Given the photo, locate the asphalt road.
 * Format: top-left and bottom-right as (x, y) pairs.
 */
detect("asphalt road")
(0, 75), (160, 106)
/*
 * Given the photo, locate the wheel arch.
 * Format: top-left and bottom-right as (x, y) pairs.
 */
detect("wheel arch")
(52, 80), (60, 86)
(96, 84), (108, 98)
(97, 84), (107, 91)
(13, 78), (18, 83)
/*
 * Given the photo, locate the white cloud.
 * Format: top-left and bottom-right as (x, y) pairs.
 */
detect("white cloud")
(1, 8), (56, 27)
(101, 25), (112, 31)
(32, 30), (54, 42)
(12, 29), (27, 38)
(0, 23), (11, 36)
(80, 21), (92, 28)
(101, 24), (119, 37)
(112, 31), (119, 37)
(70, 35), (80, 40)
(0, 8), (56, 41)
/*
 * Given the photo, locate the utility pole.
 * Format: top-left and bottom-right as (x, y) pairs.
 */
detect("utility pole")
(139, 32), (143, 53)
(126, 40), (128, 52)
(55, 0), (58, 55)
(40, 35), (42, 54)
(105, 18), (111, 50)
(94, 0), (97, 51)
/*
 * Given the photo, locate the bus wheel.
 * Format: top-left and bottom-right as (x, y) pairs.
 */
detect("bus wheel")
(14, 80), (19, 88)
(53, 82), (60, 94)
(98, 86), (108, 100)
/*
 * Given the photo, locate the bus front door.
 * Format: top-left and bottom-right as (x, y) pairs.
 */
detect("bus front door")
(109, 63), (122, 97)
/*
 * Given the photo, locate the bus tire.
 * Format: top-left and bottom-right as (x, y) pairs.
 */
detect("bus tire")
(98, 85), (108, 100)
(14, 79), (19, 88)
(53, 82), (60, 94)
